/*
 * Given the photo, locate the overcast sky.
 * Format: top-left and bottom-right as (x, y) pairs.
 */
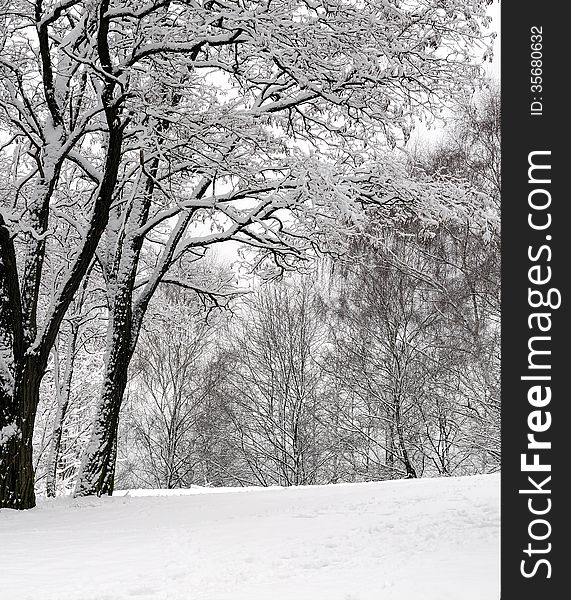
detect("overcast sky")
(488, 0), (501, 79)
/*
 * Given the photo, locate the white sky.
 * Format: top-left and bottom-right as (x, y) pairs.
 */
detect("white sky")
(406, 1), (500, 149)
(487, 0), (501, 79)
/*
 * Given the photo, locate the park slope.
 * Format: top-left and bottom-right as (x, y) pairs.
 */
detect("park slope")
(0, 473), (499, 600)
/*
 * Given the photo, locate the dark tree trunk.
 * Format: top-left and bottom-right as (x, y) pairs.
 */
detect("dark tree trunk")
(386, 419), (395, 470)
(393, 393), (417, 479)
(73, 344), (130, 497)
(74, 288), (134, 497)
(73, 109), (178, 497)
(0, 359), (44, 509)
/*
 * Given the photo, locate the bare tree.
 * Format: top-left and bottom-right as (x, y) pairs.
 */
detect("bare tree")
(117, 286), (221, 489)
(216, 277), (327, 486)
(323, 158), (499, 478)
(415, 83), (501, 469)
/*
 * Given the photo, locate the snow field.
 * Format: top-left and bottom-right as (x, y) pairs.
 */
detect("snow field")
(0, 474), (499, 600)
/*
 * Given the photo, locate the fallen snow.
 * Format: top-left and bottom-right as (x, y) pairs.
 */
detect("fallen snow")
(0, 474), (499, 600)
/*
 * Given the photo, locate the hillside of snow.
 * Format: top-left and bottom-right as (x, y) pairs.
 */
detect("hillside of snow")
(0, 474), (499, 600)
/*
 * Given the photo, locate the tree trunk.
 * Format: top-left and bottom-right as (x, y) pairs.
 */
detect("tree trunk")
(73, 91), (186, 497)
(45, 405), (65, 499)
(46, 322), (79, 498)
(73, 352), (129, 497)
(74, 293), (133, 497)
(0, 359), (43, 509)
(394, 397), (417, 479)
(386, 419), (395, 470)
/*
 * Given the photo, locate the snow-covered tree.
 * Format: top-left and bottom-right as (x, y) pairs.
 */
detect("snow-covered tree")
(1, 0), (492, 507)
(1, 0), (131, 508)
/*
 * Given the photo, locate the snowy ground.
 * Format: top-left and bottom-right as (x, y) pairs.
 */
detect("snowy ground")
(0, 474), (499, 600)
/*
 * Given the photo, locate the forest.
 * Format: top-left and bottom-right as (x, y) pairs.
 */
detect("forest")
(0, 0), (499, 509)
